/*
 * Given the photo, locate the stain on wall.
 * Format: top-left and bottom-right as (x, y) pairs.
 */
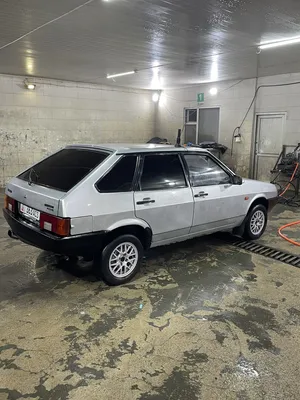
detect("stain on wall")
(0, 75), (155, 186)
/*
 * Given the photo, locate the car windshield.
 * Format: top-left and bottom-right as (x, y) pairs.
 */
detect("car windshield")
(18, 148), (109, 192)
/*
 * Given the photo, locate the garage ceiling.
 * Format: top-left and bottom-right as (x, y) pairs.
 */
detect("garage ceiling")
(1, 0), (300, 89)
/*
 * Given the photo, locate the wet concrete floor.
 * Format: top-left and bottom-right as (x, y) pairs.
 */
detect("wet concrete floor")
(0, 194), (300, 400)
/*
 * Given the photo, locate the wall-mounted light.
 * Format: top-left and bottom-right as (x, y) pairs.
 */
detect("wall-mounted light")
(24, 79), (36, 90)
(152, 92), (160, 102)
(234, 128), (242, 143)
(107, 70), (137, 79)
(209, 87), (218, 95)
(259, 36), (300, 50)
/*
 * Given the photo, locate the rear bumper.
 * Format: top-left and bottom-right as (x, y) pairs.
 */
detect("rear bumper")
(3, 209), (106, 256)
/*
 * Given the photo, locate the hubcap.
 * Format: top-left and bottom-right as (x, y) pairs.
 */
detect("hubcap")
(250, 210), (265, 235)
(109, 242), (138, 278)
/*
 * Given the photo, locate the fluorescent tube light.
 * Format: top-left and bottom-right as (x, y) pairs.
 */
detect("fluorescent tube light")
(259, 36), (300, 50)
(107, 71), (136, 79)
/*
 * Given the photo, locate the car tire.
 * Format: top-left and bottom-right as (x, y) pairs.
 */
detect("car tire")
(97, 234), (143, 286)
(242, 204), (267, 240)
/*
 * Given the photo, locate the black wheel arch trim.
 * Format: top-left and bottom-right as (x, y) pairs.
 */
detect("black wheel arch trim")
(4, 209), (153, 257)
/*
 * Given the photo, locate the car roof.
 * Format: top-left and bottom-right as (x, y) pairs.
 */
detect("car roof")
(66, 143), (210, 154)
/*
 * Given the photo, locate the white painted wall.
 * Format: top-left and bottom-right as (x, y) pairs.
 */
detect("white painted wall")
(157, 72), (300, 177)
(256, 73), (300, 147)
(156, 79), (256, 176)
(0, 74), (155, 186)
(1, 72), (300, 186)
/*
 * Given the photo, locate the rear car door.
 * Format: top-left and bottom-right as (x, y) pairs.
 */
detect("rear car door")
(93, 155), (137, 232)
(134, 153), (194, 244)
(183, 153), (245, 234)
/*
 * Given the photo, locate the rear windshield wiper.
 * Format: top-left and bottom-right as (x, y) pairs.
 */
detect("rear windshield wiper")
(28, 168), (39, 186)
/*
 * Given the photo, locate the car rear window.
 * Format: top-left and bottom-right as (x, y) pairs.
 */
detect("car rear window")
(18, 148), (109, 192)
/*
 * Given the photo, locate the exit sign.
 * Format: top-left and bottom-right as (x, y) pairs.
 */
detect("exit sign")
(197, 93), (204, 103)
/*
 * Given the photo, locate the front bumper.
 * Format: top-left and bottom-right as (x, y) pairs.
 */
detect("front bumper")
(3, 209), (106, 256)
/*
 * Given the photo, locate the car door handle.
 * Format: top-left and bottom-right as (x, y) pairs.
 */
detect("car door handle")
(194, 191), (208, 198)
(136, 198), (155, 205)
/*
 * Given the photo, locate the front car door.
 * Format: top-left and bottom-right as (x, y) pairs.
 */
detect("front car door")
(134, 153), (194, 245)
(183, 153), (245, 234)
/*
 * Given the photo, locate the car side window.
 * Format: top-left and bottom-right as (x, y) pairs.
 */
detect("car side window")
(140, 154), (187, 191)
(96, 156), (137, 192)
(184, 154), (231, 187)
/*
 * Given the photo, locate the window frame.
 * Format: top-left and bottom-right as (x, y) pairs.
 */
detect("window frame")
(185, 109), (198, 123)
(18, 148), (111, 193)
(181, 151), (234, 188)
(95, 154), (139, 193)
(136, 152), (189, 192)
(183, 107), (220, 144)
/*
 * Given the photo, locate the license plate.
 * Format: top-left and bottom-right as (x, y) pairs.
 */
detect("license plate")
(19, 204), (40, 221)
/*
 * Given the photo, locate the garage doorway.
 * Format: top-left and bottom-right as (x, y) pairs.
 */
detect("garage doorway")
(184, 107), (220, 144)
(254, 113), (286, 181)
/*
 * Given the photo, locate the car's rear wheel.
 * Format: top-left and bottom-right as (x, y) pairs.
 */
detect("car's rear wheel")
(242, 204), (267, 240)
(96, 234), (143, 285)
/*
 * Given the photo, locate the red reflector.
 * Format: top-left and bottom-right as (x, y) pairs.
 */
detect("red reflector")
(40, 213), (70, 237)
(4, 195), (16, 213)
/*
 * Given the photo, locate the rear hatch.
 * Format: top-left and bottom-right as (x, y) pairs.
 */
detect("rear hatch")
(6, 147), (109, 221)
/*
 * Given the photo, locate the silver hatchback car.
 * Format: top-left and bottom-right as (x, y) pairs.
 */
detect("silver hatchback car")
(4, 144), (277, 285)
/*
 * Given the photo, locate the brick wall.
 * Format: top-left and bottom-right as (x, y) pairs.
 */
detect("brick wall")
(0, 74), (155, 186)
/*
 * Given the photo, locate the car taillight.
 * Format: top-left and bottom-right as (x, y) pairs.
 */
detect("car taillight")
(4, 195), (16, 213)
(40, 213), (70, 237)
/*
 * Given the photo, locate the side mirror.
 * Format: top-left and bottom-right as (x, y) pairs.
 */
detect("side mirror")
(232, 175), (243, 185)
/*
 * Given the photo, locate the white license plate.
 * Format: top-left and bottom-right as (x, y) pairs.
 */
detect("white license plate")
(20, 204), (40, 221)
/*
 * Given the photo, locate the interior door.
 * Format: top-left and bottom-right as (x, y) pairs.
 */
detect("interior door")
(184, 153), (245, 234)
(134, 153), (194, 244)
(255, 114), (285, 181)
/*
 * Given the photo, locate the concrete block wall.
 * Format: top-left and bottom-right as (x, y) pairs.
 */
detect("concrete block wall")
(157, 72), (300, 177)
(256, 73), (300, 146)
(156, 79), (256, 176)
(0, 74), (155, 186)
(2, 71), (300, 186)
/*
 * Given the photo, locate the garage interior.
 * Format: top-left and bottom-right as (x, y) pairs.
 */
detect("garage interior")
(1, 0), (300, 399)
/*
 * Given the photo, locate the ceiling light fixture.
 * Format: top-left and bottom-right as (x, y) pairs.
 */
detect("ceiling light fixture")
(24, 79), (36, 90)
(209, 87), (218, 95)
(107, 70), (136, 79)
(259, 36), (300, 50)
(152, 92), (160, 102)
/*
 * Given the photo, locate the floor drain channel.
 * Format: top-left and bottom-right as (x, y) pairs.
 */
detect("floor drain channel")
(231, 239), (300, 267)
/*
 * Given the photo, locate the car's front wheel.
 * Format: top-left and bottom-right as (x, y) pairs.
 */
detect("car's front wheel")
(242, 204), (267, 240)
(97, 234), (143, 285)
